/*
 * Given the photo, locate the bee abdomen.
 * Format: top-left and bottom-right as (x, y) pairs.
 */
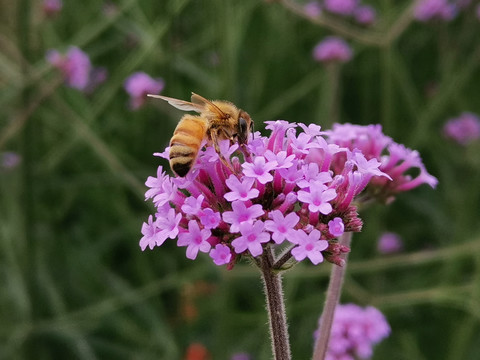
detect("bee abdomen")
(169, 115), (207, 177)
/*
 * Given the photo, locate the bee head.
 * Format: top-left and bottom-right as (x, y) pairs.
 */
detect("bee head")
(237, 110), (253, 145)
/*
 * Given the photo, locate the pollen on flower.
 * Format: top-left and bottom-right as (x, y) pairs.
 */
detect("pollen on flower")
(140, 119), (435, 268)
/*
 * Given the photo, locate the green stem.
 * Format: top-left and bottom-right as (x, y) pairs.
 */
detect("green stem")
(312, 232), (352, 360)
(260, 246), (291, 360)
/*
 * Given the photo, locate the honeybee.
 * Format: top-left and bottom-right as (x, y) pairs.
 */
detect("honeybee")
(148, 92), (254, 177)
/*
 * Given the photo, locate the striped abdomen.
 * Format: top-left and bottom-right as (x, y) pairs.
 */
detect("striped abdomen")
(169, 115), (208, 177)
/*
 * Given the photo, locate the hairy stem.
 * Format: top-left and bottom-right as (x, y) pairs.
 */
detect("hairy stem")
(260, 246), (291, 360)
(312, 232), (353, 360)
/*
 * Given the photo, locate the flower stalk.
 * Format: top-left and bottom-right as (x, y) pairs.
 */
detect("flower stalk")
(312, 231), (352, 360)
(260, 246), (291, 360)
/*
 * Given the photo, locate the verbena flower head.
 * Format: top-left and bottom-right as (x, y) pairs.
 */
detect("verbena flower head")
(43, 0), (62, 17)
(324, 0), (358, 16)
(124, 72), (165, 110)
(443, 112), (480, 145)
(46, 46), (91, 90)
(315, 303), (391, 359)
(140, 120), (403, 268)
(326, 123), (438, 204)
(304, 1), (322, 18)
(313, 37), (353, 64)
(354, 5), (377, 26)
(414, 0), (457, 22)
(377, 232), (403, 254)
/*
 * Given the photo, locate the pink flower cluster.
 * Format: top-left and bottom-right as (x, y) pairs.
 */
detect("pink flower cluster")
(316, 304), (391, 360)
(309, 0), (377, 25)
(443, 112), (480, 145)
(124, 72), (165, 110)
(313, 37), (353, 64)
(140, 120), (437, 267)
(414, 0), (457, 22)
(46, 46), (107, 92)
(326, 123), (438, 203)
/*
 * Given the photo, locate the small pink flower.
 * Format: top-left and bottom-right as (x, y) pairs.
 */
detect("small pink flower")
(297, 185), (337, 214)
(242, 156), (277, 184)
(46, 47), (91, 90)
(43, 0), (62, 17)
(324, 0), (358, 15)
(377, 232), (403, 254)
(224, 175), (259, 202)
(414, 0), (457, 22)
(124, 72), (165, 110)
(443, 112), (480, 145)
(290, 229), (328, 265)
(313, 37), (353, 64)
(328, 217), (344, 237)
(177, 220), (212, 260)
(264, 210), (300, 244)
(354, 5), (377, 26)
(222, 201), (264, 233)
(199, 208), (221, 229)
(315, 304), (390, 359)
(232, 221), (270, 257)
(209, 244), (232, 265)
(139, 215), (158, 251)
(304, 1), (322, 17)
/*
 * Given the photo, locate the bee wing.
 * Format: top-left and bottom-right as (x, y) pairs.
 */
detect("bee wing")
(191, 92), (227, 118)
(147, 94), (203, 113)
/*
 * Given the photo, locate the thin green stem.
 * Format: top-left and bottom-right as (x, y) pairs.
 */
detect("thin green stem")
(312, 232), (352, 360)
(260, 246), (291, 360)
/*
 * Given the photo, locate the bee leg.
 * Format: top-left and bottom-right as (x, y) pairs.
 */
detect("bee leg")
(211, 129), (235, 173)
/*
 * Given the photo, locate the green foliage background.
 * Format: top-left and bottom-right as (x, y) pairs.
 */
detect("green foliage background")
(1, 0), (480, 359)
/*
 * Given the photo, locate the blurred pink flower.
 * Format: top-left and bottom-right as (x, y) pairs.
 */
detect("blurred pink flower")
(315, 303), (390, 359)
(377, 232), (403, 254)
(354, 5), (377, 25)
(124, 72), (165, 110)
(313, 36), (353, 64)
(443, 112), (480, 145)
(43, 0), (62, 17)
(324, 0), (358, 15)
(304, 1), (322, 17)
(1, 152), (21, 171)
(46, 47), (91, 90)
(414, 0), (457, 22)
